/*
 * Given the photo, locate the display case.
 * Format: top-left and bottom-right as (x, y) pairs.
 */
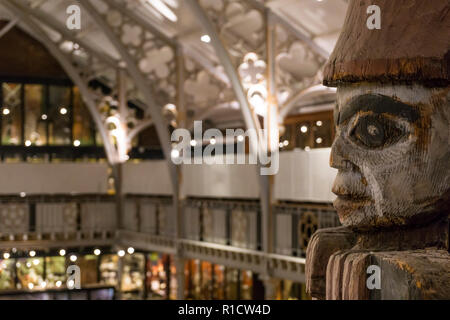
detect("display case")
(45, 256), (66, 289)
(16, 258), (45, 290)
(99, 254), (118, 286)
(0, 259), (15, 290)
(121, 253), (145, 299)
(78, 255), (99, 286)
(146, 253), (173, 299)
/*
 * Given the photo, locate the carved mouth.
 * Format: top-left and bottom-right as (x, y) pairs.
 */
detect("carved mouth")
(334, 193), (371, 202)
(333, 194), (372, 220)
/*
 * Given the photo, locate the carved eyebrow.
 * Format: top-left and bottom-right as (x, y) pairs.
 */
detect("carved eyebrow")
(339, 94), (420, 125)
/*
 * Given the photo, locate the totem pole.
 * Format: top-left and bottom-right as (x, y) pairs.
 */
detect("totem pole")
(306, 0), (450, 299)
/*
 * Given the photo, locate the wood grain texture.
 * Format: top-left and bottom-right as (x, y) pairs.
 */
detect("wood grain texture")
(306, 216), (450, 299)
(324, 0), (450, 86)
(305, 227), (356, 299)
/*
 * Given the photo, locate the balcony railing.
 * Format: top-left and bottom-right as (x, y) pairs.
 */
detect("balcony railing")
(0, 195), (340, 258)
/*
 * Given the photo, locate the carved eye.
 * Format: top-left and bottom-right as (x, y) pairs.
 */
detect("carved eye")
(350, 115), (403, 148)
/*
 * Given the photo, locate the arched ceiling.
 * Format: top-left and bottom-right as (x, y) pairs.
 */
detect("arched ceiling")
(0, 0), (347, 132)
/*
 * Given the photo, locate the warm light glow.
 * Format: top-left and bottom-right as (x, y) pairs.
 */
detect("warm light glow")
(29, 250), (36, 257)
(171, 149), (180, 159)
(316, 121), (323, 127)
(25, 140), (32, 147)
(210, 138), (217, 145)
(59, 249), (66, 257)
(316, 137), (323, 144)
(237, 135), (244, 142)
(60, 107), (68, 115)
(201, 35), (211, 43)
(164, 103), (176, 112)
(28, 283), (34, 290)
(118, 250), (126, 257)
(73, 140), (81, 147)
(2, 108), (10, 115)
(67, 280), (75, 289)
(3, 253), (10, 259)
(94, 249), (101, 256)
(305, 146), (311, 152)
(56, 281), (62, 288)
(148, 0), (178, 22)
(127, 247), (135, 254)
(106, 116), (128, 163)
(20, 192), (26, 198)
(283, 140), (289, 147)
(301, 126), (308, 133)
(69, 255), (77, 262)
(33, 259), (40, 266)
(190, 140), (197, 147)
(247, 84), (268, 117)
(41, 114), (48, 120)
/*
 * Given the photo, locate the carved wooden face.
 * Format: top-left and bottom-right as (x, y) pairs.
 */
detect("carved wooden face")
(331, 84), (450, 228)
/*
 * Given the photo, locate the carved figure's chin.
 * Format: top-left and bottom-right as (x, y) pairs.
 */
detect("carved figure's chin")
(333, 196), (373, 227)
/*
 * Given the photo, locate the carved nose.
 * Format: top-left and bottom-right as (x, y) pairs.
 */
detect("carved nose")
(330, 137), (353, 170)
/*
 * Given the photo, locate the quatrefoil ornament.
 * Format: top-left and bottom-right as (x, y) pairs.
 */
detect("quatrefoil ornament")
(238, 53), (266, 88)
(121, 24), (143, 47)
(138, 46), (174, 78)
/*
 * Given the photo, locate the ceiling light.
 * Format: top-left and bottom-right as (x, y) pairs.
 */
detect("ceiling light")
(148, 0), (178, 22)
(201, 35), (211, 43)
(56, 281), (62, 288)
(20, 192), (26, 198)
(94, 249), (101, 256)
(69, 255), (77, 262)
(237, 135), (244, 142)
(190, 140), (197, 147)
(283, 140), (289, 146)
(60, 107), (68, 115)
(41, 114), (48, 120)
(118, 250), (125, 257)
(29, 250), (36, 257)
(3, 253), (10, 259)
(28, 283), (34, 290)
(59, 249), (66, 257)
(2, 108), (10, 115)
(127, 247), (135, 254)
(210, 138), (216, 145)
(301, 126), (308, 133)
(316, 121), (323, 127)
(73, 140), (81, 147)
(25, 140), (32, 147)
(164, 103), (176, 111)
(316, 137), (323, 144)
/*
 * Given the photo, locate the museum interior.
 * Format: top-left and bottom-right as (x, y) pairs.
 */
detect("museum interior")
(0, 0), (448, 301)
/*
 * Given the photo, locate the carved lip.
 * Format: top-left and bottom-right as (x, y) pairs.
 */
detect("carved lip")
(333, 194), (372, 219)
(332, 186), (371, 202)
(334, 193), (371, 202)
